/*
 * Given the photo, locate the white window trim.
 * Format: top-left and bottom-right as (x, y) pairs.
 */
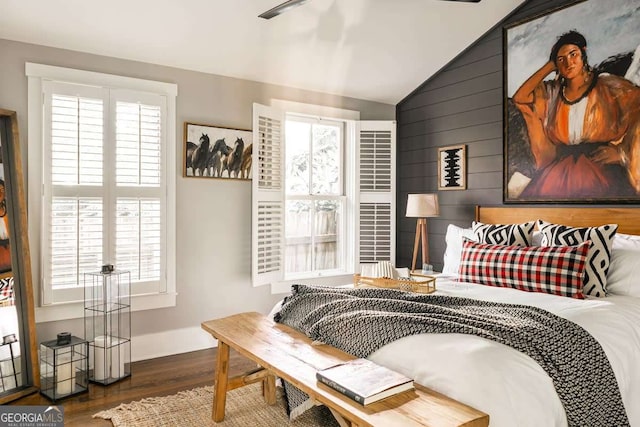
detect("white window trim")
(26, 63), (177, 322)
(270, 99), (361, 121)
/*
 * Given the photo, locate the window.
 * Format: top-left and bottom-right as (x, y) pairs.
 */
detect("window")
(27, 64), (176, 314)
(285, 116), (344, 277)
(251, 102), (396, 288)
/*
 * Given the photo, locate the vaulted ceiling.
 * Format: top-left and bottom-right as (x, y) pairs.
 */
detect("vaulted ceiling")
(0, 0), (525, 104)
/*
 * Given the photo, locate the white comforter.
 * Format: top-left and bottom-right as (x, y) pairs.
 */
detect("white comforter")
(0, 305), (19, 360)
(366, 275), (640, 427)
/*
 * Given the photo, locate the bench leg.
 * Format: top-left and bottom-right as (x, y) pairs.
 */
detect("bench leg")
(262, 374), (277, 405)
(212, 340), (230, 422)
(329, 408), (355, 427)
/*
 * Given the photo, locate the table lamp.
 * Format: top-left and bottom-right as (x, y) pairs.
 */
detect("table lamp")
(406, 193), (439, 271)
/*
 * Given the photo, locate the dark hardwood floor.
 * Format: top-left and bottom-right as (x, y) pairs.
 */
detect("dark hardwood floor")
(9, 347), (255, 426)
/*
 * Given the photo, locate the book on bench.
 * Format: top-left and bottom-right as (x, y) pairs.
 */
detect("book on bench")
(316, 358), (414, 405)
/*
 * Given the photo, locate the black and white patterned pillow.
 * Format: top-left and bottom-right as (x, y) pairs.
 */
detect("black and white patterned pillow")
(472, 221), (535, 246)
(538, 220), (618, 297)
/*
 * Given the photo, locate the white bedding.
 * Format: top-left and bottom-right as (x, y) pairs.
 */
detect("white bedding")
(0, 305), (21, 391)
(0, 304), (19, 360)
(365, 275), (640, 427)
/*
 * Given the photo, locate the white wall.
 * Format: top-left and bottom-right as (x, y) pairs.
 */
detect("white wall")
(0, 38), (395, 361)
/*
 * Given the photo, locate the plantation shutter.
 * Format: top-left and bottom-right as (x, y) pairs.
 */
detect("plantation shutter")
(251, 103), (285, 287)
(356, 120), (396, 264)
(111, 90), (166, 294)
(42, 82), (107, 304)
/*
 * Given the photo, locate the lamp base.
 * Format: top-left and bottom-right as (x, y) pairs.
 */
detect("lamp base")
(411, 218), (429, 272)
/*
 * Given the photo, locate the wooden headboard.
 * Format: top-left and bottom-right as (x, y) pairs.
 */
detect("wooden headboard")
(476, 206), (640, 235)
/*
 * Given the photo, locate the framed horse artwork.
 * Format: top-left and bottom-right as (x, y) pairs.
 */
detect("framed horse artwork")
(183, 122), (252, 180)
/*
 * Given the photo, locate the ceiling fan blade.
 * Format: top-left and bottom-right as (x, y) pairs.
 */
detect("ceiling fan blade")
(258, 0), (480, 20)
(259, 0), (309, 19)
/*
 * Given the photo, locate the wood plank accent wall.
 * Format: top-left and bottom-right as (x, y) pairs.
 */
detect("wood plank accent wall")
(395, 0), (579, 270)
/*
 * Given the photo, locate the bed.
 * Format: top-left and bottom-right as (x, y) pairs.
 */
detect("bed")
(274, 206), (640, 427)
(0, 299), (20, 392)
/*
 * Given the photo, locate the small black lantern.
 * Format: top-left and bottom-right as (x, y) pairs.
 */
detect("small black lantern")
(40, 336), (89, 402)
(0, 334), (20, 391)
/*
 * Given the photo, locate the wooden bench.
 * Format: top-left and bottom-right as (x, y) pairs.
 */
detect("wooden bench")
(201, 311), (489, 427)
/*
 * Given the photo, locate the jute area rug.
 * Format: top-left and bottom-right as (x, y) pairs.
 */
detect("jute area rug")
(93, 382), (339, 427)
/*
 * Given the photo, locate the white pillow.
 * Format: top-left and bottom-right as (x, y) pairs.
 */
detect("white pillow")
(442, 224), (476, 274)
(612, 232), (640, 250)
(607, 233), (640, 297)
(532, 230), (543, 246)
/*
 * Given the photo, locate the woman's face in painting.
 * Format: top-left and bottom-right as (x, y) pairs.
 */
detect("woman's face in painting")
(555, 43), (584, 80)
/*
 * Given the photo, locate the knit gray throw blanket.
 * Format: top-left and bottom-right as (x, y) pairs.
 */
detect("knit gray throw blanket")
(274, 284), (629, 427)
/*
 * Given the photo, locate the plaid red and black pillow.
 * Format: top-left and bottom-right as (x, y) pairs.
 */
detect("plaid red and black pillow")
(458, 238), (590, 299)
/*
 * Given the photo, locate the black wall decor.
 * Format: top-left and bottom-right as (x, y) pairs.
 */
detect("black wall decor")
(438, 145), (466, 191)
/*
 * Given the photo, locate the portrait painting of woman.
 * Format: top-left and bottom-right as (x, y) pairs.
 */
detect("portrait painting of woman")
(504, 0), (640, 203)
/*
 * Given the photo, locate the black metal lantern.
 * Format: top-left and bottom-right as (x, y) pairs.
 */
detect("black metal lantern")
(0, 334), (19, 392)
(40, 336), (89, 402)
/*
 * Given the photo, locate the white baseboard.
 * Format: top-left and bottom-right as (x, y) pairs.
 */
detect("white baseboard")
(131, 326), (218, 362)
